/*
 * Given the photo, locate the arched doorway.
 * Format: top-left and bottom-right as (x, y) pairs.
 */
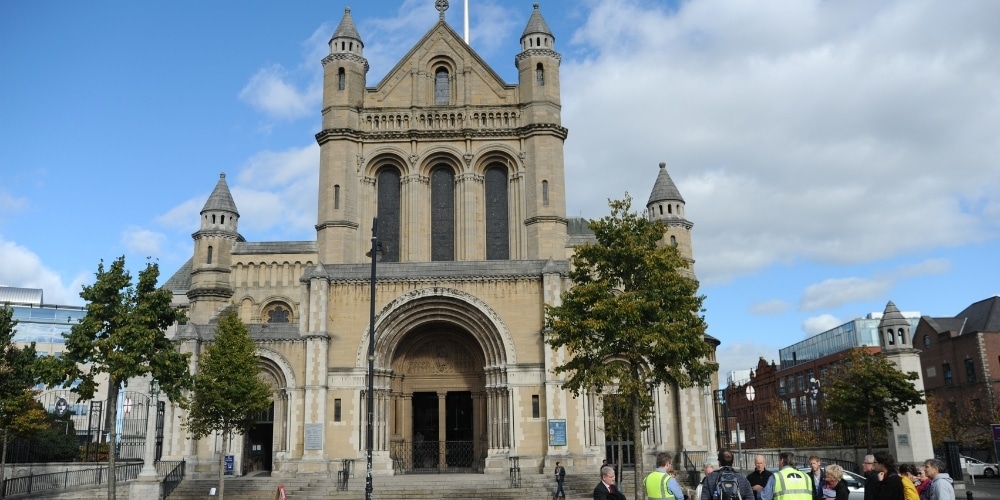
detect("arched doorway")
(241, 355), (291, 475)
(389, 324), (485, 472)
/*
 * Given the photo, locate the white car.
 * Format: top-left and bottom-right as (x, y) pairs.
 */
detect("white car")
(961, 456), (998, 478)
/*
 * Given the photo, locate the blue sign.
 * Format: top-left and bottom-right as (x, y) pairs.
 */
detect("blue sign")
(224, 455), (235, 473)
(549, 419), (567, 446)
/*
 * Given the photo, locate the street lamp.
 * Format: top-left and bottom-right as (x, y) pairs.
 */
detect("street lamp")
(365, 218), (383, 500)
(138, 379), (160, 479)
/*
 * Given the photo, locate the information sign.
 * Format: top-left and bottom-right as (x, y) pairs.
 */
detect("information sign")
(548, 419), (567, 446)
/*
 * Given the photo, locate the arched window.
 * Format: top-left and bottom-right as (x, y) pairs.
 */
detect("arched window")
(434, 68), (450, 105)
(334, 184), (340, 209)
(376, 168), (401, 262)
(898, 328), (906, 345)
(536, 63), (544, 86)
(431, 166), (455, 261)
(887, 329), (895, 345)
(207, 246), (213, 264)
(267, 305), (290, 323)
(338, 68), (345, 90)
(670, 236), (677, 247)
(485, 165), (509, 260)
(542, 180), (549, 206)
(668, 205), (672, 214)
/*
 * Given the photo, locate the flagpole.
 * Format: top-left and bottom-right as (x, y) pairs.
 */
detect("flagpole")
(464, 0), (469, 43)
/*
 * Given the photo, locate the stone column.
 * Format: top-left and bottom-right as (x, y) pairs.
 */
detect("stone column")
(438, 392), (448, 469)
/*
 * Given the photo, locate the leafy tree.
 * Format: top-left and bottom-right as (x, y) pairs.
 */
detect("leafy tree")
(758, 403), (818, 449)
(1, 303), (48, 488)
(39, 257), (190, 500)
(546, 196), (714, 500)
(186, 309), (271, 500)
(926, 394), (995, 450)
(823, 347), (925, 453)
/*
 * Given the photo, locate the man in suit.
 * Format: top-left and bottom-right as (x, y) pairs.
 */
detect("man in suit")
(595, 465), (627, 500)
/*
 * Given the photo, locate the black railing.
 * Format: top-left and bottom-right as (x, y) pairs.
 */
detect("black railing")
(1, 462), (142, 498)
(161, 460), (185, 498)
(389, 440), (477, 473)
(337, 459), (354, 490)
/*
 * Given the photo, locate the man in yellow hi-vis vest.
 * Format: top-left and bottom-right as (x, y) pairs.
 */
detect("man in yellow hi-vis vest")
(761, 452), (812, 500)
(645, 453), (686, 500)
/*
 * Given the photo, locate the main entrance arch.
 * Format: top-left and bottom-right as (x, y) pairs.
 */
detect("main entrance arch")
(367, 288), (515, 473)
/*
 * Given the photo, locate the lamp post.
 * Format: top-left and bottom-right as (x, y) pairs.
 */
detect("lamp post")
(746, 385), (756, 450)
(138, 379), (160, 479)
(365, 218), (383, 500)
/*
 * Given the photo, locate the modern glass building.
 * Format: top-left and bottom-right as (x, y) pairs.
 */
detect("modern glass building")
(2, 286), (86, 356)
(778, 312), (920, 370)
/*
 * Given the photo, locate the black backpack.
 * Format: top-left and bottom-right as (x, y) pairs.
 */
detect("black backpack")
(715, 467), (743, 500)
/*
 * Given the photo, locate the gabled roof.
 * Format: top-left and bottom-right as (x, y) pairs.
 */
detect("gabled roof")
(521, 3), (554, 40)
(371, 19), (510, 93)
(647, 162), (685, 206)
(202, 173), (239, 215)
(163, 258), (193, 292)
(954, 296), (1000, 333)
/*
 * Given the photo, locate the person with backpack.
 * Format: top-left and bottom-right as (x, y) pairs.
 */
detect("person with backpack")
(701, 450), (754, 500)
(645, 452), (686, 500)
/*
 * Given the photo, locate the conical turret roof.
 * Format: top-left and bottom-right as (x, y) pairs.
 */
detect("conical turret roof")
(202, 173), (239, 215)
(647, 162), (684, 206)
(878, 301), (909, 329)
(332, 7), (363, 45)
(521, 3), (554, 39)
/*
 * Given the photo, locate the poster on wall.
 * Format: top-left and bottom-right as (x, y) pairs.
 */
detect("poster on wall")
(548, 419), (567, 446)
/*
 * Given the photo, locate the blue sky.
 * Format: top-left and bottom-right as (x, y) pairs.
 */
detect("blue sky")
(2, 0), (999, 382)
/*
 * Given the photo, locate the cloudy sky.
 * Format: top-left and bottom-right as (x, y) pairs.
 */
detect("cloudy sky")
(2, 0), (998, 382)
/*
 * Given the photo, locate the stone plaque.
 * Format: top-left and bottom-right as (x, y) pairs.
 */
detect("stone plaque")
(304, 423), (323, 450)
(897, 434), (909, 446)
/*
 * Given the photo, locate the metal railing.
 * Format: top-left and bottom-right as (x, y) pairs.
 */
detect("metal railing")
(161, 460), (185, 498)
(1, 461), (142, 498)
(389, 440), (478, 473)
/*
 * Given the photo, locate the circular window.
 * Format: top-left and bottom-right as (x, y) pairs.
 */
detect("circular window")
(923, 334), (931, 348)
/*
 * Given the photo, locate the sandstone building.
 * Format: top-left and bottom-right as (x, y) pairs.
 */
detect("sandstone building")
(162, 3), (719, 477)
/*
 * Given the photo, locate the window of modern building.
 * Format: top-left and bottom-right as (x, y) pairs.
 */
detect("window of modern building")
(434, 68), (449, 105)
(943, 363), (953, 386)
(790, 398), (797, 416)
(376, 168), (402, 262)
(484, 165), (509, 260)
(796, 373), (804, 391)
(965, 358), (976, 383)
(430, 167), (455, 261)
(531, 395), (540, 418)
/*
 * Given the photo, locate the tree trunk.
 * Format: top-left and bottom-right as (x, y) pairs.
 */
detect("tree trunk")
(218, 430), (228, 500)
(107, 381), (119, 500)
(1, 428), (8, 495)
(865, 412), (872, 455)
(632, 398), (646, 500)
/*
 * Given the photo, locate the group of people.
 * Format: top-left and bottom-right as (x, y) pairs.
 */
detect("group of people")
(582, 449), (957, 500)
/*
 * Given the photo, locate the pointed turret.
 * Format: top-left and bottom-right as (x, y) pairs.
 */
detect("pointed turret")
(322, 7), (368, 120)
(878, 300), (912, 349)
(516, 3), (561, 116)
(330, 7), (363, 53)
(188, 173), (243, 324)
(521, 3), (554, 41)
(646, 162), (695, 275)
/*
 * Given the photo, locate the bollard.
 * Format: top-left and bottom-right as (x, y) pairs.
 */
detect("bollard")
(965, 490), (972, 500)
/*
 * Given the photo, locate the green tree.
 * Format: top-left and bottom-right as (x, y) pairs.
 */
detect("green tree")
(823, 347), (925, 453)
(40, 257), (190, 500)
(185, 309), (271, 500)
(1, 303), (48, 489)
(546, 196), (714, 500)
(758, 403), (818, 449)
(926, 394), (995, 450)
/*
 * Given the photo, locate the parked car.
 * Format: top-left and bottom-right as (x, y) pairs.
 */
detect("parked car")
(961, 456), (998, 477)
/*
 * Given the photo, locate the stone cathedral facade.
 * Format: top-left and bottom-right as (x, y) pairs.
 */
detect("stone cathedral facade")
(162, 3), (720, 478)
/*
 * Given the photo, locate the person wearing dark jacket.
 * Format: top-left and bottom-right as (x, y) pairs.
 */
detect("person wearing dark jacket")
(821, 464), (850, 500)
(862, 455), (881, 500)
(873, 452), (903, 500)
(748, 455), (774, 500)
(595, 465), (627, 500)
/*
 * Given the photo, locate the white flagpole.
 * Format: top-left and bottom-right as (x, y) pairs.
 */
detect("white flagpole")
(464, 0), (470, 43)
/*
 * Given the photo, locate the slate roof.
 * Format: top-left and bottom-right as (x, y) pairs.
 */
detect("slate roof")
(878, 301), (910, 330)
(566, 216), (597, 246)
(647, 162), (684, 206)
(521, 3), (554, 39)
(954, 296), (1000, 333)
(202, 173), (239, 215)
(163, 258), (193, 292)
(232, 241), (317, 255)
(331, 7), (363, 45)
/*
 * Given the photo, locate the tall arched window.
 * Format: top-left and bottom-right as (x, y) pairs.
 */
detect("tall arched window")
(334, 184), (340, 209)
(484, 165), (509, 260)
(207, 246), (213, 264)
(338, 68), (346, 90)
(536, 63), (544, 86)
(434, 68), (450, 105)
(430, 166), (455, 261)
(376, 168), (401, 262)
(542, 180), (549, 206)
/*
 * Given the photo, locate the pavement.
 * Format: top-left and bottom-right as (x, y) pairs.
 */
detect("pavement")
(957, 477), (999, 500)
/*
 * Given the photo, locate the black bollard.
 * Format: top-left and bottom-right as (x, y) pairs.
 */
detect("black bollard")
(966, 490), (973, 500)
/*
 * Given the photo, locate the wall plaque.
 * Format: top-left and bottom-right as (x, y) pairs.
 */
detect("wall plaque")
(305, 423), (323, 450)
(548, 419), (567, 446)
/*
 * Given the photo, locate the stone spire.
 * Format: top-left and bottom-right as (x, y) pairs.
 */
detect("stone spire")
(647, 162), (684, 207)
(331, 7), (363, 46)
(201, 173), (239, 217)
(521, 3), (554, 40)
(878, 300), (911, 350)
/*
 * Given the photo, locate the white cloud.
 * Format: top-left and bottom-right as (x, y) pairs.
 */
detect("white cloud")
(239, 64), (318, 120)
(121, 227), (166, 257)
(155, 198), (203, 233)
(748, 299), (792, 315)
(715, 340), (778, 387)
(802, 314), (843, 336)
(800, 277), (892, 311)
(560, 0), (1000, 285)
(0, 236), (87, 305)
